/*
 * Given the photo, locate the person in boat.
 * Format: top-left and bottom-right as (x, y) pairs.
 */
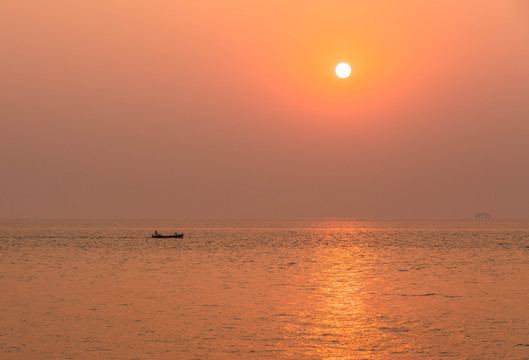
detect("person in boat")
(154, 230), (159, 236)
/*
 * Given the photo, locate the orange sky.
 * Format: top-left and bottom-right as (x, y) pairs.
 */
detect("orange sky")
(1, 1), (529, 219)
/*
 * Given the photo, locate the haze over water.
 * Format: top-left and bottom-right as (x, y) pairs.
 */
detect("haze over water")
(2, 1), (529, 220)
(2, 220), (529, 359)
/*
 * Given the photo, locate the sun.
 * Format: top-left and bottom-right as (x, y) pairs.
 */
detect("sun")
(335, 63), (351, 79)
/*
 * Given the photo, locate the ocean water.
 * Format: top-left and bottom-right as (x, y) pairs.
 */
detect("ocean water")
(1, 220), (529, 359)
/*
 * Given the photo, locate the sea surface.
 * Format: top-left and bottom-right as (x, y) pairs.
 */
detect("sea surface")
(1, 220), (529, 359)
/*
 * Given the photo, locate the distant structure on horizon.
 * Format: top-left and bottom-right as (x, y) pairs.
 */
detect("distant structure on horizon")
(475, 212), (492, 219)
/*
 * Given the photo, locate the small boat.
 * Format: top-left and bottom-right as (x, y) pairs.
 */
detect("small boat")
(151, 231), (184, 239)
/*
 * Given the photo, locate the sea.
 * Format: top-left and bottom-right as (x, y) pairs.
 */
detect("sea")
(1, 219), (529, 359)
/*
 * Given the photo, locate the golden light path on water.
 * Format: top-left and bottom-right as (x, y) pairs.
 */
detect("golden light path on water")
(287, 248), (380, 357)
(276, 243), (414, 358)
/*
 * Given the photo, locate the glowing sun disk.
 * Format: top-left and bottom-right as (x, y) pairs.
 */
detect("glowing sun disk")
(335, 63), (351, 79)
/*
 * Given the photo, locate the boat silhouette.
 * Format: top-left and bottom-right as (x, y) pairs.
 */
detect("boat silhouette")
(151, 230), (184, 238)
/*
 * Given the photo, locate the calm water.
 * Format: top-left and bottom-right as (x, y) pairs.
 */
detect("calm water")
(1, 220), (529, 359)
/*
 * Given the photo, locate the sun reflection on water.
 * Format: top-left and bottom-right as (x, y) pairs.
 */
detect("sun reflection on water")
(279, 241), (415, 359)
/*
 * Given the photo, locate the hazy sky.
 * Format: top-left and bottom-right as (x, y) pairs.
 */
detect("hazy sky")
(1, 1), (529, 219)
